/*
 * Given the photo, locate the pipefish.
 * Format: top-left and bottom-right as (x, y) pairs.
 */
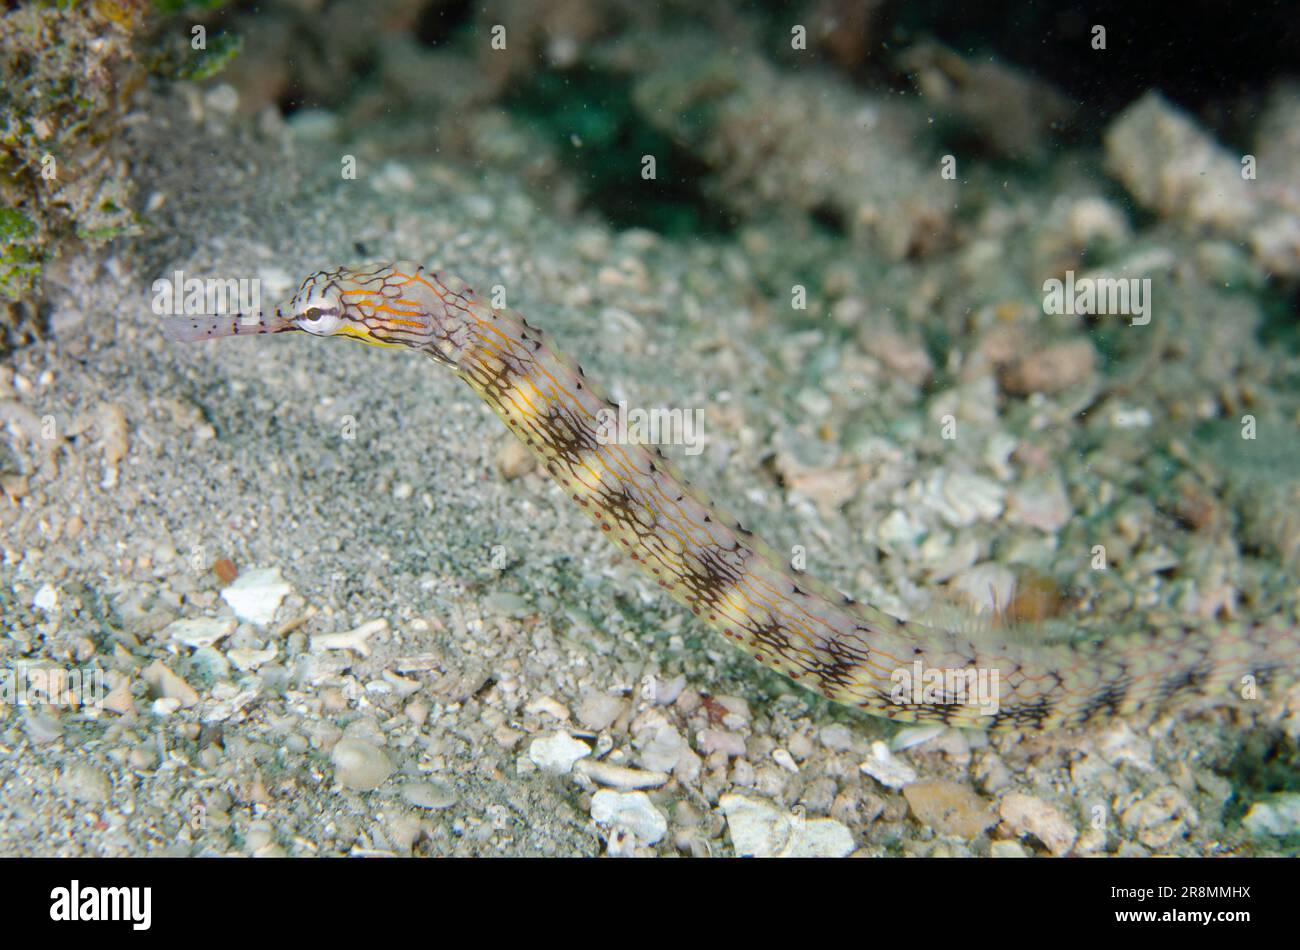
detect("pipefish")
(163, 261), (1300, 730)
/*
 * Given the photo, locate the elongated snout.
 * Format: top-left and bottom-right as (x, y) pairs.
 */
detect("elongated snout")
(160, 308), (298, 342)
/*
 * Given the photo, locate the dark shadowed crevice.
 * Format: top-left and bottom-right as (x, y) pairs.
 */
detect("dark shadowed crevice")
(501, 66), (737, 237)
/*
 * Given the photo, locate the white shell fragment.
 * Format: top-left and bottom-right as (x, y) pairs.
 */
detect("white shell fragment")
(719, 793), (854, 857)
(859, 740), (918, 789)
(166, 616), (236, 648)
(33, 584), (59, 612)
(220, 566), (292, 625)
(226, 645), (277, 671)
(922, 471), (1005, 527)
(575, 759), (669, 790)
(890, 724), (948, 752)
(527, 732), (592, 774)
(591, 790), (668, 850)
(311, 618), (387, 658)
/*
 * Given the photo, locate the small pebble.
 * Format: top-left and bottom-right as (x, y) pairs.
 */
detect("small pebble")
(401, 780), (457, 810)
(772, 748), (799, 773)
(1006, 475), (1072, 533)
(925, 471), (1005, 527)
(203, 83), (240, 115)
(128, 746), (156, 770)
(642, 673), (686, 705)
(151, 697), (181, 716)
(786, 732), (814, 761)
(697, 729), (746, 758)
(819, 723), (854, 752)
(102, 677), (136, 717)
(497, 439), (535, 480)
(243, 821), (274, 853)
(212, 558), (238, 585)
(999, 791), (1078, 856)
(990, 839), (1029, 858)
(634, 720), (686, 773)
(482, 591), (530, 617)
(59, 763), (111, 804)
(712, 695), (751, 724)
(1241, 793), (1300, 839)
(576, 693), (627, 731)
(23, 709), (63, 744)
(141, 660), (200, 707)
(1120, 786), (1197, 850)
(524, 695), (570, 721)
(860, 330), (934, 387)
(33, 584), (58, 612)
(1001, 339), (1096, 395)
(903, 781), (995, 838)
(331, 738), (394, 791)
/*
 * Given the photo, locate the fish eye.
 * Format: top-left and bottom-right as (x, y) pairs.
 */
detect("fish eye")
(294, 302), (343, 336)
